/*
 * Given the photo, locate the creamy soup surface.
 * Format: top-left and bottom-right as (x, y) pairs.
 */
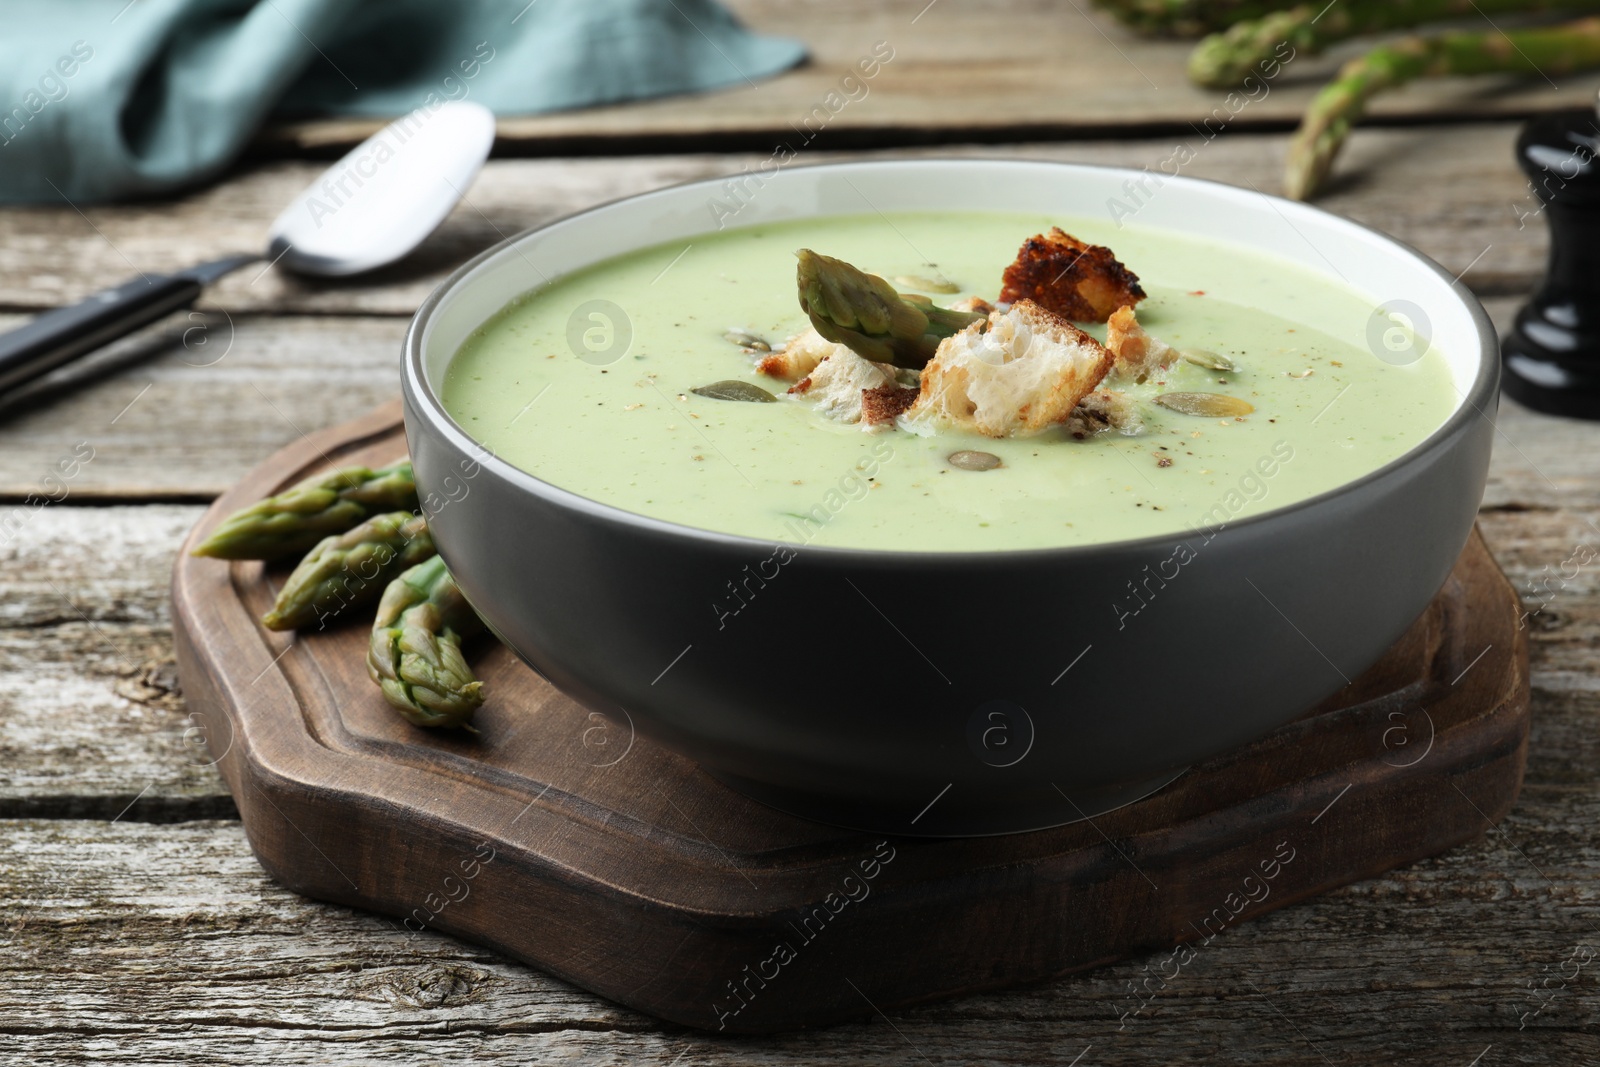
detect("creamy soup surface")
(440, 212), (1457, 552)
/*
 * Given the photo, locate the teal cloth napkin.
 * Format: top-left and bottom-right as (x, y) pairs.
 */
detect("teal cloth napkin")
(0, 0), (805, 203)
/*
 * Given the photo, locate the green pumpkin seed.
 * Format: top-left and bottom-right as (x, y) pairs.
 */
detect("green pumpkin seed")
(948, 450), (1002, 471)
(723, 329), (770, 351)
(1153, 392), (1255, 418)
(691, 380), (779, 403)
(895, 275), (961, 295)
(1181, 348), (1237, 372)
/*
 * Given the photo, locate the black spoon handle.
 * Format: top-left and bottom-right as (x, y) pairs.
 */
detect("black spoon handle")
(0, 253), (261, 396)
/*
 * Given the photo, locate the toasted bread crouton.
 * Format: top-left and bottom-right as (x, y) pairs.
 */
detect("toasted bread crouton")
(948, 296), (997, 316)
(999, 228), (1145, 323)
(757, 327), (846, 381)
(1065, 389), (1145, 439)
(788, 348), (899, 425)
(902, 299), (1114, 438)
(861, 382), (919, 426)
(1105, 305), (1176, 384)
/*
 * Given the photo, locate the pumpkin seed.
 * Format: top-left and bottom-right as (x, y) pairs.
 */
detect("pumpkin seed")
(948, 450), (1002, 471)
(1181, 348), (1237, 372)
(690, 380), (779, 403)
(1153, 392), (1255, 418)
(723, 328), (770, 351)
(895, 275), (961, 295)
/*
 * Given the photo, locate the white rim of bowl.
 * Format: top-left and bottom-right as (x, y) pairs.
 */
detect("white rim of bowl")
(403, 158), (1500, 564)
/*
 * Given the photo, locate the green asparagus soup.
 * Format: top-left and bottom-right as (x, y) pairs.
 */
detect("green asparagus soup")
(440, 212), (1457, 552)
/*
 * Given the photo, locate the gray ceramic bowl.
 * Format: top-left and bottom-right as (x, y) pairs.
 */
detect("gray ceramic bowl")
(402, 159), (1497, 836)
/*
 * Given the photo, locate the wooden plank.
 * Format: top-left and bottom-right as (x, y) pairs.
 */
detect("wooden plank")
(2, 504), (195, 628)
(0, 315), (404, 500)
(1481, 402), (1600, 512)
(255, 0), (1600, 154)
(0, 619), (230, 820)
(0, 125), (1545, 319)
(0, 798), (1594, 1064)
(0, 503), (227, 819)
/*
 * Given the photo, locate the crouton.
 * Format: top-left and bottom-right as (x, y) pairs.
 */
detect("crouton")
(788, 347), (900, 425)
(757, 327), (846, 381)
(901, 299), (1115, 438)
(1065, 389), (1145, 439)
(999, 228), (1145, 323)
(948, 296), (997, 316)
(1105, 305), (1176, 384)
(861, 382), (919, 425)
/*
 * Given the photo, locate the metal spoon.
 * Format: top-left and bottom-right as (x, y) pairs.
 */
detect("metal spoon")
(0, 100), (496, 395)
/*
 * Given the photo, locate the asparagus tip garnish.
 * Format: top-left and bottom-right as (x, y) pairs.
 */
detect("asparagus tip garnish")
(795, 248), (984, 370)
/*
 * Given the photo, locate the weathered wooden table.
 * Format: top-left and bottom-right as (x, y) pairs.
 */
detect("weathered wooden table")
(3, 3), (1598, 1063)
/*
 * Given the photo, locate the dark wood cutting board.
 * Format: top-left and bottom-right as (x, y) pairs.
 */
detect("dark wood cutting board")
(172, 400), (1531, 1034)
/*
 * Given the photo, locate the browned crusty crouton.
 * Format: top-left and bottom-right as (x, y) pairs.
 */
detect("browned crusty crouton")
(1105, 305), (1176, 384)
(757, 327), (845, 381)
(861, 382), (919, 425)
(998, 228), (1145, 323)
(902, 299), (1114, 438)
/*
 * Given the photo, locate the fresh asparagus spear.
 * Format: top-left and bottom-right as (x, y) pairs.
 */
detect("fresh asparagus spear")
(366, 555), (485, 729)
(1190, 0), (1600, 88)
(193, 460), (418, 561)
(796, 249), (985, 371)
(1091, 0), (1300, 37)
(1286, 17), (1600, 201)
(261, 511), (435, 632)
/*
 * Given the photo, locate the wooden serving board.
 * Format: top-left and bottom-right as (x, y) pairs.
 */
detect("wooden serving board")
(173, 401), (1531, 1034)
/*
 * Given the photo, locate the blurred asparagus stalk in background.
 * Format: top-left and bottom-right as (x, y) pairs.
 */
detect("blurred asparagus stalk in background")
(1091, 0), (1300, 36)
(1190, 0), (1600, 87)
(1285, 16), (1600, 200)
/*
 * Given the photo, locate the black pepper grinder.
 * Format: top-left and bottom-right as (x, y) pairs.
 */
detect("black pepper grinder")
(1502, 105), (1600, 417)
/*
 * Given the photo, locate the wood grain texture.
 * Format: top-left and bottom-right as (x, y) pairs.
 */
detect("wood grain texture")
(0, 35), (1595, 1051)
(0, 125), (1545, 319)
(1, 805), (1595, 1065)
(253, 0), (1600, 154)
(0, 485), (1595, 1060)
(161, 405), (1530, 1033)
(0, 314), (404, 500)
